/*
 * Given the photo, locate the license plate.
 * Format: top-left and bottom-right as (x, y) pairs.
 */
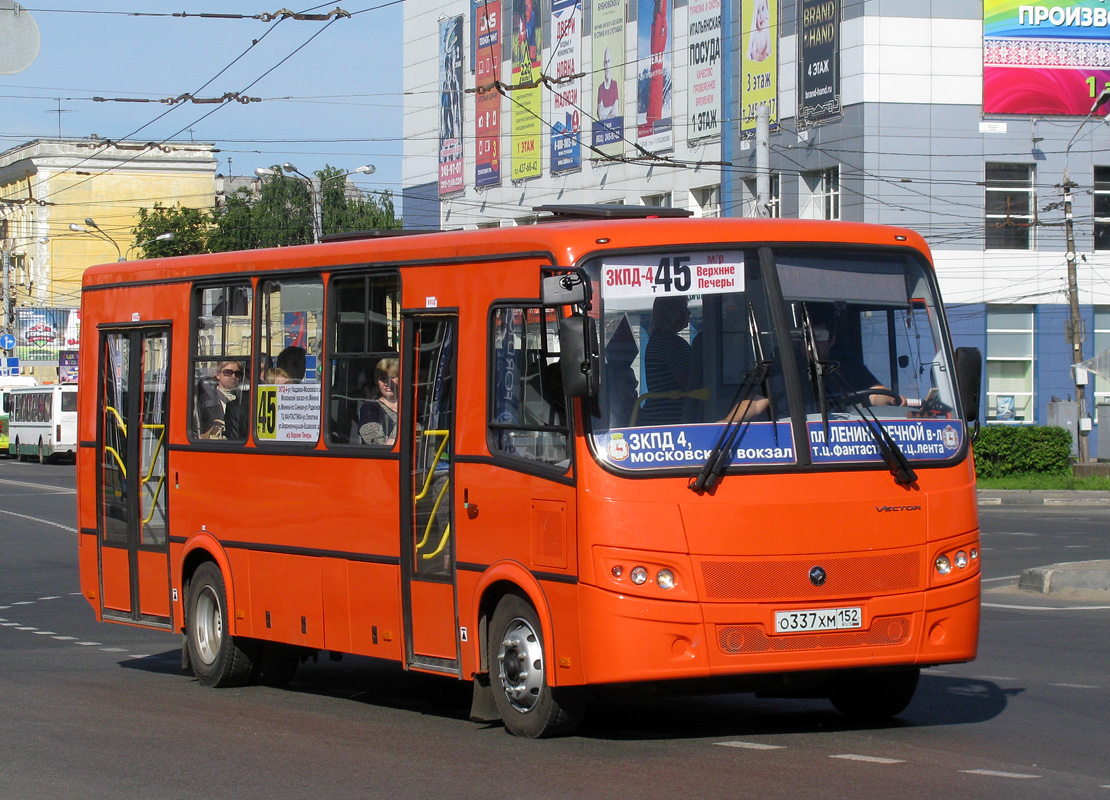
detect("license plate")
(774, 606), (862, 634)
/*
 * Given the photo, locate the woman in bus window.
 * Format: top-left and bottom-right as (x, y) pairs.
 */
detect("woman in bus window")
(359, 358), (400, 446)
(195, 360), (243, 439)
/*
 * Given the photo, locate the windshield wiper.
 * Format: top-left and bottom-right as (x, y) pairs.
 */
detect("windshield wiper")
(823, 366), (918, 486)
(799, 307), (916, 486)
(689, 358), (772, 494)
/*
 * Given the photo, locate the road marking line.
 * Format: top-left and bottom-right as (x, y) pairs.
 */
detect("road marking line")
(715, 741), (785, 750)
(831, 754), (904, 764)
(52, 636), (78, 641)
(16, 626), (37, 631)
(976, 675), (1018, 681)
(75, 641), (101, 646)
(0, 509), (77, 533)
(0, 477), (77, 493)
(37, 596), (62, 601)
(100, 647), (128, 653)
(1, 622), (20, 626)
(11, 601), (34, 605)
(32, 630), (57, 635)
(1049, 683), (1101, 689)
(983, 602), (1110, 611)
(960, 769), (1040, 779)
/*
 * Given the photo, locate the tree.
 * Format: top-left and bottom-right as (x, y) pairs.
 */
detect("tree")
(317, 165), (400, 235)
(131, 202), (210, 258)
(209, 170), (314, 252)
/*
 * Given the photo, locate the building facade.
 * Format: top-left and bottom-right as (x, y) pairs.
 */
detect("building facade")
(402, 0), (1110, 457)
(0, 138), (217, 379)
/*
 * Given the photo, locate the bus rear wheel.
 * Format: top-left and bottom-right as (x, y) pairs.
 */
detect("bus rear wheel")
(38, 437), (47, 465)
(186, 562), (258, 688)
(488, 593), (585, 738)
(15, 437), (28, 462)
(829, 667), (920, 723)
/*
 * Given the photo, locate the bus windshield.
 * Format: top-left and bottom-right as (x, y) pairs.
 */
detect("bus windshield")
(587, 246), (964, 474)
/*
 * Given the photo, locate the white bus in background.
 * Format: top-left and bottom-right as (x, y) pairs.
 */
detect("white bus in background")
(8, 384), (78, 463)
(1, 376), (40, 457)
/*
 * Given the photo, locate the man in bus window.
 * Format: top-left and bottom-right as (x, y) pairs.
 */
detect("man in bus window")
(274, 346), (306, 384)
(807, 303), (902, 408)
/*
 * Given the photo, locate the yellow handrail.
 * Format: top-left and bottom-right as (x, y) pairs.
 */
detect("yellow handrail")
(413, 430), (450, 501)
(415, 477), (451, 551)
(105, 405), (127, 435)
(103, 445), (126, 476)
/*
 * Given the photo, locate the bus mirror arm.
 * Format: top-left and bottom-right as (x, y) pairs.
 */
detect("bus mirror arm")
(559, 315), (600, 398)
(954, 347), (982, 438)
(541, 271), (591, 308)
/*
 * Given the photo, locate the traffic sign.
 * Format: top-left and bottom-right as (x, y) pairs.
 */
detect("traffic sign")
(0, 333), (15, 351)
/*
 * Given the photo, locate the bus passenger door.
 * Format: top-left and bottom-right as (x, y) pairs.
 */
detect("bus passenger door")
(97, 328), (173, 628)
(400, 314), (459, 674)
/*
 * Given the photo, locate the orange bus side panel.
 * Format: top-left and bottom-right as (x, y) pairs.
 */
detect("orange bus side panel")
(100, 547), (131, 613)
(137, 551), (171, 618)
(409, 581), (457, 660)
(321, 558), (352, 653)
(78, 532), (100, 613)
(347, 561), (403, 662)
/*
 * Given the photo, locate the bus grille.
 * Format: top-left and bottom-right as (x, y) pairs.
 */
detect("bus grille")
(699, 552), (920, 601)
(717, 616), (911, 654)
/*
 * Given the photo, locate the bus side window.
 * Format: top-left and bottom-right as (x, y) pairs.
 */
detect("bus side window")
(488, 305), (570, 469)
(327, 272), (401, 446)
(190, 284), (253, 443)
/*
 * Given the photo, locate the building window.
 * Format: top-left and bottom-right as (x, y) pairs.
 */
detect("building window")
(800, 168), (838, 220)
(1093, 308), (1110, 422)
(986, 305), (1034, 423)
(642, 193), (672, 207)
(985, 163), (1035, 250)
(1094, 167), (1110, 251)
(692, 185), (720, 218)
(743, 174), (780, 218)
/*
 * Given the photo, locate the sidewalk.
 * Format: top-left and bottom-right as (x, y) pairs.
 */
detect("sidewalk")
(977, 490), (1110, 506)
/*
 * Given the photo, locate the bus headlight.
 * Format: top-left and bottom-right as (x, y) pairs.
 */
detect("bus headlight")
(954, 550), (969, 569)
(630, 566), (648, 585)
(934, 555), (952, 575)
(656, 569), (676, 590)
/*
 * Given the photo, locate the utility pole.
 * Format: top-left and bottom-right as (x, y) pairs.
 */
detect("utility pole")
(2, 244), (11, 336)
(754, 105), (770, 218)
(1062, 181), (1088, 463)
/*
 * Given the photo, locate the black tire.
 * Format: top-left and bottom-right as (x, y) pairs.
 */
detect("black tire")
(488, 593), (585, 738)
(186, 562), (258, 688)
(255, 642), (300, 687)
(15, 437), (28, 462)
(829, 667), (920, 723)
(37, 438), (47, 465)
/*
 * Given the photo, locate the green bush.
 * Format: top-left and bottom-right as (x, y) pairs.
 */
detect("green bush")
(972, 425), (1073, 478)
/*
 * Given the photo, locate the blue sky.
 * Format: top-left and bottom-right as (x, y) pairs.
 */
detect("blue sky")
(2, 2), (404, 199)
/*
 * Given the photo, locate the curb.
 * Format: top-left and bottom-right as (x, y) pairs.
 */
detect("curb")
(1018, 561), (1110, 595)
(977, 490), (1110, 507)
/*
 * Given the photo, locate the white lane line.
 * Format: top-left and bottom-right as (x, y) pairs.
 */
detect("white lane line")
(11, 601), (34, 606)
(0, 509), (77, 533)
(37, 596), (62, 601)
(100, 647), (128, 653)
(976, 675), (1019, 681)
(960, 769), (1040, 779)
(983, 602), (1110, 611)
(74, 641), (101, 647)
(1, 622), (20, 627)
(32, 630), (57, 635)
(716, 741), (786, 750)
(0, 477), (76, 493)
(52, 635), (78, 641)
(1049, 683), (1101, 689)
(16, 626), (37, 631)
(831, 754), (905, 764)
(982, 575), (1020, 583)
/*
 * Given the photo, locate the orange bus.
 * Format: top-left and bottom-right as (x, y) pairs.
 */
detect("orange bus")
(77, 207), (982, 737)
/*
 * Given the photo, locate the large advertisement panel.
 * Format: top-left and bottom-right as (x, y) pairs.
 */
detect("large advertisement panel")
(797, 0), (840, 127)
(984, 0), (1110, 115)
(687, 0), (722, 141)
(474, 0), (502, 188)
(592, 0), (626, 157)
(511, 0), (543, 181)
(438, 16), (465, 196)
(636, 0), (673, 152)
(550, 0), (583, 173)
(741, 0), (777, 137)
(15, 308), (80, 362)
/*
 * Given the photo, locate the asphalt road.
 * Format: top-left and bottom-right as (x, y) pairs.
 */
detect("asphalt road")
(1, 459), (1107, 800)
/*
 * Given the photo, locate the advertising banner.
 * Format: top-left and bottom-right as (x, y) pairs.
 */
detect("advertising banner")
(741, 0), (778, 137)
(797, 0), (840, 126)
(15, 307), (79, 361)
(636, 0), (673, 152)
(475, 0), (502, 187)
(511, 0), (543, 181)
(438, 15), (465, 196)
(984, 0), (1110, 115)
(591, 0), (626, 156)
(550, 0), (583, 173)
(687, 0), (722, 141)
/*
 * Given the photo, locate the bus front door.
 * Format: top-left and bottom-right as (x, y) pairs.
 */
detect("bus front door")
(97, 328), (172, 628)
(400, 314), (459, 674)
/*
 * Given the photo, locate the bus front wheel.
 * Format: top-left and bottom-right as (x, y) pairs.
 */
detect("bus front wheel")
(829, 667), (920, 723)
(488, 593), (585, 738)
(186, 562), (258, 688)
(15, 437), (28, 462)
(38, 437), (47, 465)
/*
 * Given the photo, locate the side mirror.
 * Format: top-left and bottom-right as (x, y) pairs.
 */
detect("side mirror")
(559, 315), (599, 398)
(542, 272), (590, 307)
(954, 347), (982, 424)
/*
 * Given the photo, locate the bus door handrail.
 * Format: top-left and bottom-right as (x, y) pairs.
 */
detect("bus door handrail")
(140, 423), (167, 526)
(413, 429), (450, 501)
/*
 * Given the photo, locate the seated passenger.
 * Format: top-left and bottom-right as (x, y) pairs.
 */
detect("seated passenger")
(274, 345), (307, 384)
(194, 360), (243, 439)
(638, 295), (692, 426)
(359, 358), (399, 446)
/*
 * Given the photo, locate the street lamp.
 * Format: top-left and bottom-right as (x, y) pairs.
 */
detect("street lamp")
(256, 163), (376, 244)
(1061, 86), (1110, 463)
(70, 219), (123, 261)
(125, 232), (174, 260)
